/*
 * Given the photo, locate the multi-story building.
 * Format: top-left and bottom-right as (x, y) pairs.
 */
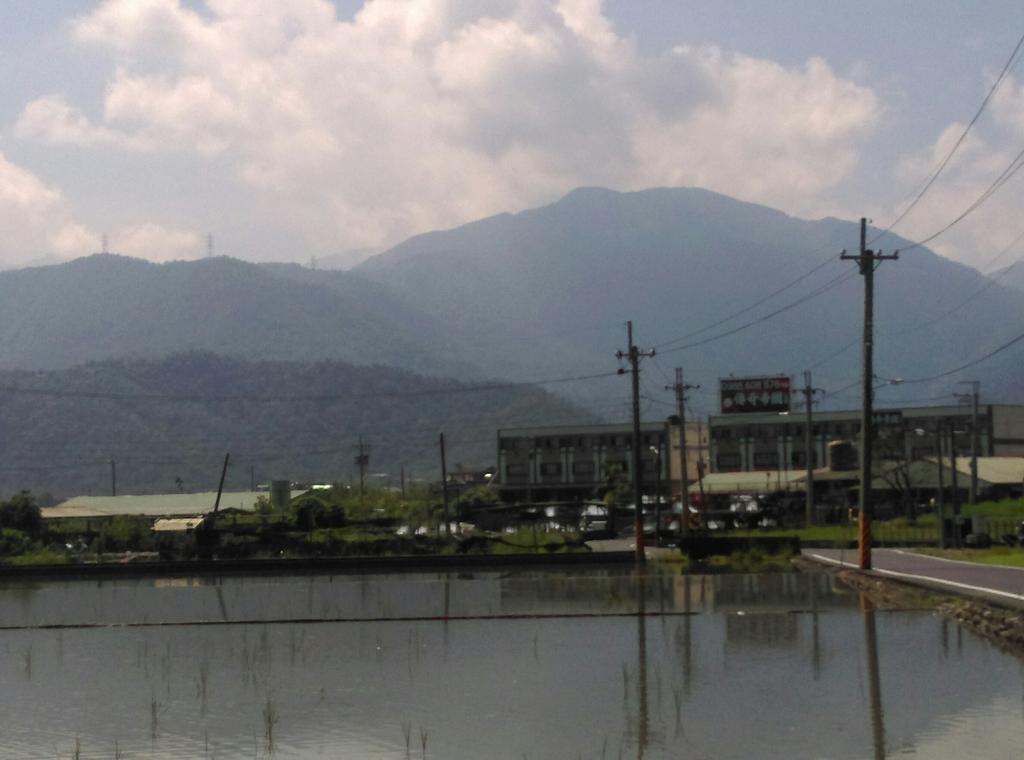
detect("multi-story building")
(496, 422), (669, 503)
(496, 421), (708, 503)
(708, 403), (1024, 473)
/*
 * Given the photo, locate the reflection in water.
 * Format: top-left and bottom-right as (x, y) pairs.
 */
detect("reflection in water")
(0, 569), (1021, 759)
(862, 596), (887, 760)
(635, 569), (649, 759)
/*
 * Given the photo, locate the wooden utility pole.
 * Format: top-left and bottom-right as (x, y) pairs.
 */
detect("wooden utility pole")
(617, 321), (655, 563)
(439, 432), (451, 538)
(353, 437), (370, 509)
(400, 465), (406, 498)
(961, 381), (980, 504)
(801, 370), (822, 527)
(110, 457), (116, 497)
(935, 420), (946, 549)
(210, 452), (230, 527)
(949, 424), (962, 549)
(841, 218), (898, 570)
(667, 368), (699, 539)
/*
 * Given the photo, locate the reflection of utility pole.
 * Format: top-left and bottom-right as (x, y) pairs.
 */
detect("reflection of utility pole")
(353, 437), (370, 508)
(841, 218), (899, 570)
(861, 597), (887, 760)
(635, 571), (649, 760)
(617, 321), (655, 563)
(667, 368), (699, 540)
(110, 457), (117, 497)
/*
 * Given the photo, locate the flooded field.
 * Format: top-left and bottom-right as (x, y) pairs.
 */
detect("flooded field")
(1, 567), (1022, 759)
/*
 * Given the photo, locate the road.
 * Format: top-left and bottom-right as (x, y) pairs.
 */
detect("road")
(806, 547), (1024, 608)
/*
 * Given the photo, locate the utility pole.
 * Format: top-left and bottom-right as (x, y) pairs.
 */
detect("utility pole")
(250, 464), (255, 492)
(801, 371), (823, 527)
(353, 437), (370, 509)
(667, 368), (699, 539)
(935, 420), (946, 550)
(617, 321), (656, 563)
(209, 452), (230, 529)
(841, 218), (898, 570)
(949, 423), (961, 549)
(955, 381), (981, 504)
(439, 432), (451, 538)
(110, 457), (117, 497)
(400, 465), (406, 498)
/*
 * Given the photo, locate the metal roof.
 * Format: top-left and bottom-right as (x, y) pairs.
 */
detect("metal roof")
(498, 421), (667, 436)
(153, 516), (205, 532)
(43, 490), (306, 519)
(688, 470), (807, 495)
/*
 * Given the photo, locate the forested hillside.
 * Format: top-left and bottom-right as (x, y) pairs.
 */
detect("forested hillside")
(0, 353), (595, 499)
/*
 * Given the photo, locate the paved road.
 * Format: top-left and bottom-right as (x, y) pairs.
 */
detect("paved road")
(806, 547), (1024, 608)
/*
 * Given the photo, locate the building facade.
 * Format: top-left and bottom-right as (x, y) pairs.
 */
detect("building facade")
(708, 403), (1024, 473)
(496, 422), (670, 503)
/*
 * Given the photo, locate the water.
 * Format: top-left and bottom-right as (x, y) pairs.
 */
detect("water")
(1, 568), (1022, 759)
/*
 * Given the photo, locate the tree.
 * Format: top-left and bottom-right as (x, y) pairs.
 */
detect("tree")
(0, 491), (42, 535)
(454, 486), (499, 519)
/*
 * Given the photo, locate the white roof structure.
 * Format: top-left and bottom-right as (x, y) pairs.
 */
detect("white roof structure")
(43, 490), (306, 519)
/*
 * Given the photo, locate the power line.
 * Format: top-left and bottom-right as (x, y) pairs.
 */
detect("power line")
(898, 141), (1024, 253)
(658, 268), (858, 354)
(654, 254), (840, 349)
(884, 228), (1024, 336)
(870, 28), (1024, 244)
(886, 326), (1024, 385)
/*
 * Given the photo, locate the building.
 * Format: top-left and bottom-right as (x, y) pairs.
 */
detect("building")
(42, 490), (306, 519)
(666, 420), (710, 500)
(496, 422), (672, 503)
(708, 403), (1024, 474)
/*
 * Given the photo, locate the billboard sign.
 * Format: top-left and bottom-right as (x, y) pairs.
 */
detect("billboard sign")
(720, 376), (791, 415)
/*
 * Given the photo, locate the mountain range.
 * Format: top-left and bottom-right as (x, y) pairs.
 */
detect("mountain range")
(1, 185), (1023, 496)
(0, 353), (592, 499)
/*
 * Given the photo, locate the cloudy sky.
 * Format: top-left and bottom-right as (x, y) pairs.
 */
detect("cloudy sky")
(2, 0), (1024, 270)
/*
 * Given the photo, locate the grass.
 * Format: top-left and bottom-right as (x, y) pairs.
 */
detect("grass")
(696, 550), (796, 573)
(914, 546), (1024, 567)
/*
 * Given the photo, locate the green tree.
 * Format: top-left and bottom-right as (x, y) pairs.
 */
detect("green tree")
(454, 486), (499, 519)
(0, 491), (42, 535)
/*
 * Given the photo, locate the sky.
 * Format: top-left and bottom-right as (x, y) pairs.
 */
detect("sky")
(2, 0), (1024, 271)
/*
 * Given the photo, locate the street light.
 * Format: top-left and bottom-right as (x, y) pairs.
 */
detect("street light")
(649, 445), (662, 546)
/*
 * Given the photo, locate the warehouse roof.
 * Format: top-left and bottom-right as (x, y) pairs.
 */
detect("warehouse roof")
(43, 490), (306, 519)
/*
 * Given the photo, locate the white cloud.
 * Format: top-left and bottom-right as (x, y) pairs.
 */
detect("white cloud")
(16, 0), (881, 258)
(880, 75), (1024, 269)
(0, 152), (200, 267)
(113, 222), (201, 260)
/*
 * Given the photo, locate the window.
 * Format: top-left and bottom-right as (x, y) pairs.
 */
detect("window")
(791, 451), (818, 467)
(540, 462), (562, 477)
(717, 453), (741, 470)
(572, 461), (595, 478)
(753, 452), (779, 468)
(506, 463), (527, 478)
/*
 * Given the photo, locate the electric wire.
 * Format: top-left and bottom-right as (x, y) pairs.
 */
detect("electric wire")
(870, 28), (1024, 245)
(658, 268), (858, 354)
(654, 254), (840, 349)
(884, 326), (1024, 385)
(897, 141), (1024, 253)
